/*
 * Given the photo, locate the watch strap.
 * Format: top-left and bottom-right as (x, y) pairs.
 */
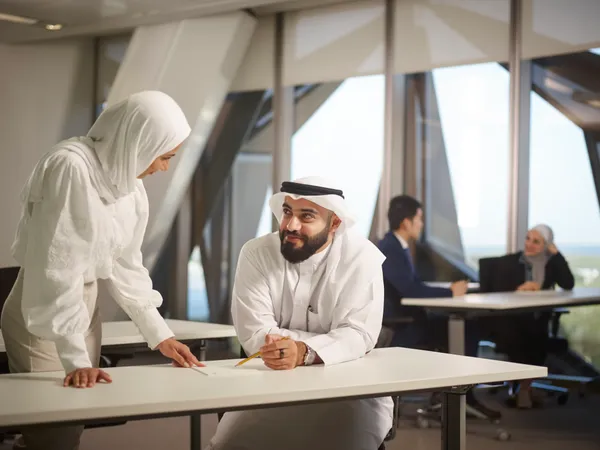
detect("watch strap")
(303, 344), (316, 366)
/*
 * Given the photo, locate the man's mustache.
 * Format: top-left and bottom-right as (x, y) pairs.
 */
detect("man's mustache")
(282, 231), (307, 241)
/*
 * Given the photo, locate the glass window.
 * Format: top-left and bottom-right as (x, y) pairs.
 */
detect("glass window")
(423, 63), (510, 268)
(291, 75), (385, 237)
(256, 185), (273, 238)
(527, 47), (600, 366)
(187, 246), (209, 321)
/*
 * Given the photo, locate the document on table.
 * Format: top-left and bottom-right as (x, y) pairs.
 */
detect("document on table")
(193, 363), (262, 377)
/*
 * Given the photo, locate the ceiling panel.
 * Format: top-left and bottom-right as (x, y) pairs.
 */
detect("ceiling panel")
(0, 0), (358, 43)
(0, 0), (285, 42)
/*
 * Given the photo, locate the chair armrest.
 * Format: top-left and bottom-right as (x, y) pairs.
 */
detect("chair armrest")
(550, 308), (570, 337)
(382, 317), (414, 326)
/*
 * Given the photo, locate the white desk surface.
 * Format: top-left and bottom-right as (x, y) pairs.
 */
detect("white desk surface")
(0, 347), (545, 428)
(0, 320), (237, 353)
(403, 287), (600, 311)
(101, 319), (237, 346)
(426, 281), (480, 290)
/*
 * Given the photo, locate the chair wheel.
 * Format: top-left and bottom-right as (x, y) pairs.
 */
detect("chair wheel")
(557, 394), (568, 405)
(416, 416), (430, 429)
(495, 429), (511, 441)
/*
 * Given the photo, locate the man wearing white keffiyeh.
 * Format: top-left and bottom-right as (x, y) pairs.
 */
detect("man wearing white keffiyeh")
(207, 176), (393, 450)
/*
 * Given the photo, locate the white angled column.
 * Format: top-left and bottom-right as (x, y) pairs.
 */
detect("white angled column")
(107, 12), (257, 270)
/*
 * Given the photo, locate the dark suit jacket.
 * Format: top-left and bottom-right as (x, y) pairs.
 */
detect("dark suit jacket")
(377, 232), (452, 320)
(479, 252), (575, 293)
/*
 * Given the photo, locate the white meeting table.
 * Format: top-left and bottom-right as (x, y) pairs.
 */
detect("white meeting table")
(0, 347), (545, 450)
(403, 287), (600, 355)
(0, 319), (237, 364)
(426, 281), (480, 292)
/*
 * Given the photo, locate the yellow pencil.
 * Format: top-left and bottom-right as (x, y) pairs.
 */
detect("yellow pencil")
(235, 337), (290, 367)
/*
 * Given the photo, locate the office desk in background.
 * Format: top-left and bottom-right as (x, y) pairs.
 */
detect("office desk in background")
(425, 281), (480, 292)
(404, 288), (600, 355)
(0, 347), (546, 450)
(0, 319), (237, 363)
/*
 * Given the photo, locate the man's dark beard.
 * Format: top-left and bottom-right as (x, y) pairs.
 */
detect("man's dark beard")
(280, 226), (330, 264)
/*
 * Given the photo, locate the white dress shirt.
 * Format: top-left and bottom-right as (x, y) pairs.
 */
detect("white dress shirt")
(11, 150), (173, 373)
(210, 230), (393, 450)
(394, 232), (409, 249)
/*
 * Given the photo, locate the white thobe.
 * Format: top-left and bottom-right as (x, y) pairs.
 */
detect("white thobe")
(207, 230), (393, 450)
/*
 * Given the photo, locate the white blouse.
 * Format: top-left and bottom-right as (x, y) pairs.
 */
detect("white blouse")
(12, 150), (173, 373)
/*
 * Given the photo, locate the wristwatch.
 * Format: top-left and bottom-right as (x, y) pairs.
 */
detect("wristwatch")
(303, 344), (316, 366)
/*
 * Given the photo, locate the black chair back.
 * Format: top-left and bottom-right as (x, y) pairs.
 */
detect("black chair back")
(0, 266), (19, 313)
(478, 257), (502, 293)
(0, 267), (19, 374)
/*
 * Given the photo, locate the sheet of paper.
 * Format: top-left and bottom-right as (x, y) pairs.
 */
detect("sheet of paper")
(193, 365), (261, 377)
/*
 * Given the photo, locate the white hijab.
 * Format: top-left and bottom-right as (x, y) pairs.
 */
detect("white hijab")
(524, 223), (554, 286)
(21, 90), (191, 205)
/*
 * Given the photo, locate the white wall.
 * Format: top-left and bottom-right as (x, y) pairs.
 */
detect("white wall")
(0, 39), (95, 269)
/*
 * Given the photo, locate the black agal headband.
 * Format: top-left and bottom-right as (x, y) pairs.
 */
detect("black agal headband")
(280, 181), (345, 199)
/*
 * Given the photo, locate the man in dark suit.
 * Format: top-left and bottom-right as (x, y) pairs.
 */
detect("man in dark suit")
(378, 195), (500, 418)
(378, 195), (468, 349)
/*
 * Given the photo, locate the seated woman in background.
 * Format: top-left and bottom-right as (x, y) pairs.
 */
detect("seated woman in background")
(480, 224), (575, 409)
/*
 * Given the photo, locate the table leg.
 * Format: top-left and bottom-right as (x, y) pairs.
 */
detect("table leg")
(190, 413), (202, 450)
(448, 316), (502, 423)
(448, 315), (465, 355)
(199, 339), (207, 361)
(441, 391), (466, 450)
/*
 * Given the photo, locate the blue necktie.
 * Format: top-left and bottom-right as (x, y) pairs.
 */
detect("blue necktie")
(404, 248), (415, 275)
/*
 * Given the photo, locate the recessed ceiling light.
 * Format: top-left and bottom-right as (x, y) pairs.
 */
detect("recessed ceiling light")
(543, 77), (572, 94)
(45, 24), (63, 31)
(572, 91), (600, 108)
(587, 99), (600, 108)
(0, 12), (38, 25)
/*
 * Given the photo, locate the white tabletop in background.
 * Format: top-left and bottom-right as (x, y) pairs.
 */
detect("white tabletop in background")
(0, 320), (237, 353)
(426, 281), (480, 290)
(0, 347), (545, 428)
(403, 287), (600, 311)
(101, 319), (237, 346)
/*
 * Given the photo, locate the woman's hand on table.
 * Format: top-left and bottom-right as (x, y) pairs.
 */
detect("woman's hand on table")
(64, 368), (112, 388)
(156, 338), (204, 368)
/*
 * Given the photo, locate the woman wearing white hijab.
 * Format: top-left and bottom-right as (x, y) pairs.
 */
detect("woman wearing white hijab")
(479, 224), (574, 408)
(1, 91), (202, 450)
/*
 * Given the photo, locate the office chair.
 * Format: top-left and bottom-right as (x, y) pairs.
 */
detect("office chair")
(0, 266), (20, 373)
(478, 256), (575, 406)
(0, 267), (20, 444)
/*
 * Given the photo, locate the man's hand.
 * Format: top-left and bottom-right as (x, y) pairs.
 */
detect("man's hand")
(547, 243), (558, 255)
(156, 338), (204, 368)
(260, 334), (305, 370)
(63, 368), (112, 388)
(517, 281), (541, 291)
(450, 280), (469, 297)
